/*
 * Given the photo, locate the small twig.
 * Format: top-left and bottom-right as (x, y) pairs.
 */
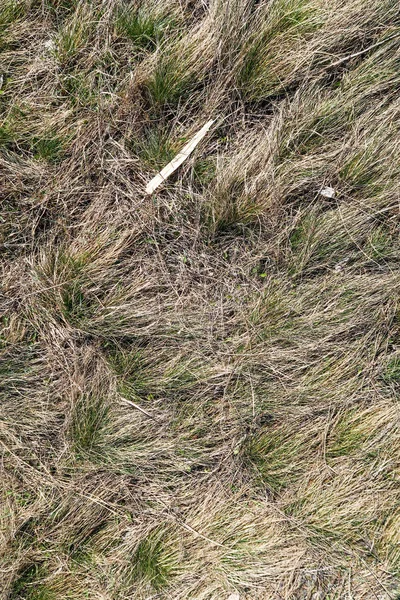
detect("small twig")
(121, 397), (158, 420)
(328, 32), (400, 69)
(2, 279), (81, 308)
(153, 494), (229, 549)
(358, 556), (396, 600)
(248, 372), (256, 418)
(176, 520), (228, 549)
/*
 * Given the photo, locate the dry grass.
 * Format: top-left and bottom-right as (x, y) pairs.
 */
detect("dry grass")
(1, 0), (400, 598)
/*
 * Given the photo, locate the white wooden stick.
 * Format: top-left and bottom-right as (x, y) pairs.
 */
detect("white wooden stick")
(121, 397), (157, 420)
(145, 119), (215, 194)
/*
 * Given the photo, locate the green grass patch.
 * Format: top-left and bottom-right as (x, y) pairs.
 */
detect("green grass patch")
(0, 346), (37, 389)
(247, 285), (297, 342)
(129, 528), (178, 590)
(0, 101), (26, 146)
(105, 345), (143, 379)
(116, 380), (144, 403)
(10, 563), (55, 600)
(157, 358), (205, 396)
(192, 157), (216, 187)
(287, 212), (318, 276)
(60, 72), (98, 108)
(105, 345), (150, 400)
(0, 111), (66, 162)
(32, 134), (65, 163)
(0, 0), (26, 50)
(0, 122), (15, 147)
(53, 252), (96, 326)
(327, 411), (366, 459)
(383, 356), (400, 385)
(115, 5), (175, 51)
(281, 98), (348, 159)
(0, 0), (25, 26)
(60, 278), (87, 325)
(130, 125), (177, 170)
(69, 393), (110, 461)
(144, 56), (195, 108)
(339, 145), (385, 195)
(237, 0), (322, 100)
(41, 0), (79, 22)
(208, 182), (263, 232)
(289, 213), (317, 252)
(366, 226), (394, 260)
(107, 344), (208, 406)
(34, 249), (99, 327)
(243, 428), (308, 493)
(12, 515), (42, 550)
(54, 6), (95, 66)
(287, 210), (358, 276)
(6, 489), (34, 507)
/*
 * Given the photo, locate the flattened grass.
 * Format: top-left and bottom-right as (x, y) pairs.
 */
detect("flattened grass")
(2, 0), (400, 598)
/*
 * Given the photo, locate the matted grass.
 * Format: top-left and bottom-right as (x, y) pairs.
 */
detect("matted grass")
(1, 0), (400, 598)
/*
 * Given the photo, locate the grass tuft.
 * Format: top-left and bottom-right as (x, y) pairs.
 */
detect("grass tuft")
(383, 356), (400, 385)
(130, 529), (178, 590)
(115, 5), (175, 51)
(0, 0), (25, 50)
(32, 134), (65, 163)
(130, 125), (177, 169)
(54, 5), (94, 66)
(69, 393), (110, 461)
(144, 56), (195, 108)
(237, 0), (323, 100)
(10, 564), (54, 600)
(326, 411), (366, 459)
(243, 427), (311, 493)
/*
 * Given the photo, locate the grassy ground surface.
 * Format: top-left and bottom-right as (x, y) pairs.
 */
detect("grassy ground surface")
(1, 0), (400, 598)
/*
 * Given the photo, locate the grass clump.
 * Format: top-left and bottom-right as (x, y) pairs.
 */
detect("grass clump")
(32, 134), (65, 163)
(130, 125), (177, 169)
(58, 259), (91, 326)
(0, 121), (15, 147)
(105, 345), (143, 379)
(0, 106), (66, 162)
(326, 411), (366, 459)
(0, 0), (25, 50)
(144, 56), (195, 108)
(0, 0), (24, 25)
(54, 4), (95, 66)
(243, 427), (312, 493)
(60, 278), (88, 325)
(105, 345), (150, 399)
(366, 226), (394, 260)
(59, 72), (98, 108)
(129, 528), (178, 590)
(237, 0), (323, 101)
(34, 250), (99, 328)
(69, 393), (110, 461)
(115, 5), (175, 51)
(41, 0), (79, 22)
(383, 356), (400, 385)
(192, 157), (216, 187)
(10, 564), (54, 600)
